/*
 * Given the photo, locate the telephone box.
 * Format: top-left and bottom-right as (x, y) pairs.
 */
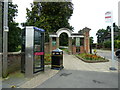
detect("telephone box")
(21, 26), (45, 77)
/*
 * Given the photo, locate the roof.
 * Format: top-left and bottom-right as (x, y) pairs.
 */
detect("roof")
(33, 27), (45, 32)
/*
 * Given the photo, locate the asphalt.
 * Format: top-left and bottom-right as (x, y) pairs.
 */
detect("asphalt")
(2, 51), (119, 88)
(36, 69), (118, 88)
(36, 52), (118, 88)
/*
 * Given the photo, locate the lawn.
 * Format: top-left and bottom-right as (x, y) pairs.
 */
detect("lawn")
(76, 53), (109, 63)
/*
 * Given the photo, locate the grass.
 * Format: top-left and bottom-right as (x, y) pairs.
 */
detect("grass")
(76, 53), (109, 63)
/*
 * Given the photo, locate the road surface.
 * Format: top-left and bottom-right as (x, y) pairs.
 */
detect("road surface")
(94, 49), (119, 62)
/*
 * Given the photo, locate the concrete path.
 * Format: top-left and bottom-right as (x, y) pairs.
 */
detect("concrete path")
(36, 52), (118, 88)
(64, 52), (118, 72)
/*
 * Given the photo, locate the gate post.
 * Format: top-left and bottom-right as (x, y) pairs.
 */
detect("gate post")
(49, 37), (52, 53)
(68, 37), (72, 54)
(83, 27), (91, 53)
(56, 37), (59, 48)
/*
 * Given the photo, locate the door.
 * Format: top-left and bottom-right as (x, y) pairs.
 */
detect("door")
(33, 30), (44, 73)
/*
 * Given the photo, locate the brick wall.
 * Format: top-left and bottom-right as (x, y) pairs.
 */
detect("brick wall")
(7, 52), (21, 73)
(44, 43), (57, 53)
(72, 46), (85, 54)
(44, 43), (50, 53)
(52, 46), (57, 50)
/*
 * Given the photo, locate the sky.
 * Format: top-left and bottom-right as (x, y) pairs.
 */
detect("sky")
(13, 0), (120, 43)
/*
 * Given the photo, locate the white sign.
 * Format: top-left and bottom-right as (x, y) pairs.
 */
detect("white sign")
(76, 38), (80, 46)
(105, 11), (112, 23)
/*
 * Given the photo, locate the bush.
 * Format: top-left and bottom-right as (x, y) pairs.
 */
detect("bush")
(103, 41), (111, 48)
(115, 40), (120, 49)
(44, 54), (51, 65)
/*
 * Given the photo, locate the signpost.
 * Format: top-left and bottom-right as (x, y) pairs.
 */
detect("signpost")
(105, 11), (116, 70)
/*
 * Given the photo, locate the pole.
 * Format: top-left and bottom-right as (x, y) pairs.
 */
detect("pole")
(2, 0), (9, 78)
(0, 2), (3, 90)
(109, 13), (116, 70)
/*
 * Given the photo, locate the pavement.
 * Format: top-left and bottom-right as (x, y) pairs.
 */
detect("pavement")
(2, 51), (119, 88)
(2, 66), (59, 88)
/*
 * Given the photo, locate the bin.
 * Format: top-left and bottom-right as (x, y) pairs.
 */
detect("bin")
(51, 48), (64, 70)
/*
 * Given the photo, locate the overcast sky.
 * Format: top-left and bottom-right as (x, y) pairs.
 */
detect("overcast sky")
(13, 0), (120, 43)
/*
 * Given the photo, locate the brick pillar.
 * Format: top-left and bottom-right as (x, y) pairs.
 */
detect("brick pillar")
(56, 37), (59, 48)
(83, 27), (91, 53)
(72, 46), (76, 54)
(49, 37), (52, 53)
(68, 37), (72, 54)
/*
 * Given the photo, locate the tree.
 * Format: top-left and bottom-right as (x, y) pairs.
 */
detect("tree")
(59, 33), (68, 46)
(25, 2), (74, 42)
(90, 37), (94, 53)
(8, 2), (21, 52)
(96, 29), (108, 44)
(96, 24), (120, 49)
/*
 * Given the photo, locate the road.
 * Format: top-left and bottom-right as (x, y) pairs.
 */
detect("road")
(93, 49), (119, 62)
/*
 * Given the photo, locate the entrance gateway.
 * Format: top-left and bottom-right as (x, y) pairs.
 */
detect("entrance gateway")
(49, 27), (91, 54)
(21, 26), (45, 77)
